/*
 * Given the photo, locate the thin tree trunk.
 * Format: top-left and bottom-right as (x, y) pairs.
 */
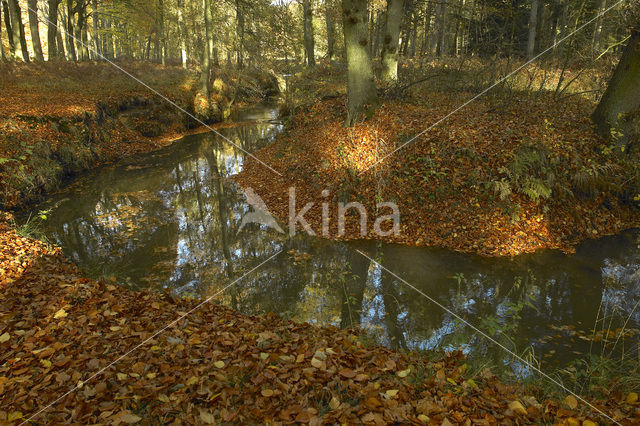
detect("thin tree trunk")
(325, 4), (335, 60)
(420, 1), (432, 55)
(8, 0), (29, 61)
(436, 0), (447, 56)
(527, 0), (539, 58)
(302, 0), (315, 66)
(2, 0), (15, 57)
(158, 0), (165, 65)
(65, 0), (76, 61)
(177, 0), (187, 68)
(592, 0), (606, 51)
(0, 1), (5, 60)
(27, 0), (44, 61)
(235, 0), (244, 68)
(381, 0), (405, 83)
(92, 0), (99, 58)
(200, 0), (212, 96)
(342, 0), (378, 125)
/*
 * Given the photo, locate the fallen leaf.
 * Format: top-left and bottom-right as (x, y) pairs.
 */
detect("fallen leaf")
(508, 400), (527, 415)
(565, 395), (578, 410)
(54, 309), (68, 319)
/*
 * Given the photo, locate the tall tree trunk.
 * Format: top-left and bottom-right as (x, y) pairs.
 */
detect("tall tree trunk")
(76, 2), (89, 60)
(592, 31), (640, 144)
(200, 0), (212, 96)
(342, 0), (378, 126)
(420, 1), (433, 55)
(2, 0), (15, 57)
(0, 1), (5, 60)
(302, 0), (315, 66)
(158, 0), (165, 65)
(235, 0), (244, 68)
(177, 0), (187, 68)
(47, 0), (62, 60)
(92, 0), (99, 59)
(436, 0), (447, 56)
(8, 0), (29, 61)
(65, 0), (76, 61)
(527, 0), (539, 58)
(27, 0), (44, 61)
(325, 4), (335, 60)
(380, 0), (405, 83)
(372, 9), (383, 58)
(592, 0), (606, 51)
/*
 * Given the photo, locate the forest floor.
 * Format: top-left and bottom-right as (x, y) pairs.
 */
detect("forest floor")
(1, 212), (639, 424)
(235, 61), (640, 256)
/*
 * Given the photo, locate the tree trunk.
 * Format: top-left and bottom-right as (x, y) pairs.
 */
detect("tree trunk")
(325, 4), (335, 60)
(177, 0), (187, 68)
(27, 0), (44, 61)
(420, 1), (432, 55)
(342, 0), (378, 126)
(65, 0), (76, 61)
(436, 0), (447, 56)
(235, 0), (244, 68)
(527, 0), (539, 59)
(592, 31), (640, 145)
(92, 0), (99, 59)
(302, 0), (315, 67)
(200, 0), (212, 96)
(380, 0), (405, 83)
(0, 1), (4, 60)
(158, 0), (165, 65)
(8, 0), (29, 61)
(2, 0), (15, 57)
(592, 0), (606, 51)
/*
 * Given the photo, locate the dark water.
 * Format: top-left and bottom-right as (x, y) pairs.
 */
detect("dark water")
(31, 103), (640, 376)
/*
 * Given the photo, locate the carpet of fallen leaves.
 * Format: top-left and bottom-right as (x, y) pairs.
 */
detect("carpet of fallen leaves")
(234, 93), (640, 256)
(2, 214), (639, 424)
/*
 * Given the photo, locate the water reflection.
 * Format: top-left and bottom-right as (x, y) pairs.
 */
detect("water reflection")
(33, 104), (640, 371)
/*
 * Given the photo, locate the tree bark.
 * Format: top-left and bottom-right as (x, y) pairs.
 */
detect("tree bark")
(325, 3), (335, 60)
(302, 0), (315, 67)
(592, 0), (606, 51)
(46, 0), (61, 59)
(527, 0), (539, 59)
(235, 0), (244, 68)
(200, 0), (213, 96)
(65, 0), (76, 61)
(342, 0), (378, 126)
(178, 0), (187, 68)
(8, 0), (29, 61)
(2, 0), (15, 57)
(380, 0), (405, 83)
(27, 0), (44, 61)
(0, 1), (5, 60)
(592, 31), (640, 144)
(436, 0), (447, 56)
(92, 0), (99, 59)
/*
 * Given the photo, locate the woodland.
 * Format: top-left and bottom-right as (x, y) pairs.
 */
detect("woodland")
(1, 0), (640, 424)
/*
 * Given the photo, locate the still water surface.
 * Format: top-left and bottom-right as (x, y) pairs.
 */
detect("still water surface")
(32, 103), (640, 375)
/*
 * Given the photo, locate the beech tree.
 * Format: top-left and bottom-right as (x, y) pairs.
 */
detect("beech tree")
(7, 0), (29, 61)
(380, 0), (405, 83)
(342, 0), (377, 125)
(592, 29), (640, 145)
(302, 0), (315, 67)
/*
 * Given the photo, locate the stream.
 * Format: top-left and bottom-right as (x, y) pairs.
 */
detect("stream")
(30, 103), (640, 377)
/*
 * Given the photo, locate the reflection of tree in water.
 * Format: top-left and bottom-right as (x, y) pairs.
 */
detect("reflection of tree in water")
(35, 111), (640, 368)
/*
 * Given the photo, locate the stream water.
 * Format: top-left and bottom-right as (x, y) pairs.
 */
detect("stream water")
(30, 103), (640, 377)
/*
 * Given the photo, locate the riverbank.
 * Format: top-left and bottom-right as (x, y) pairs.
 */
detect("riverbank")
(2, 213), (638, 424)
(234, 64), (640, 256)
(0, 61), (278, 210)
